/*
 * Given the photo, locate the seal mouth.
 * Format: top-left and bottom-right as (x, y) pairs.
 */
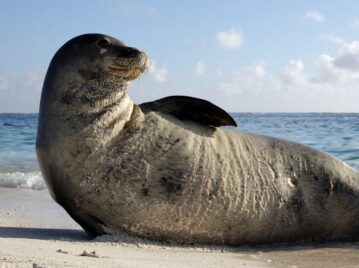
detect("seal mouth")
(105, 51), (149, 81)
(107, 65), (146, 81)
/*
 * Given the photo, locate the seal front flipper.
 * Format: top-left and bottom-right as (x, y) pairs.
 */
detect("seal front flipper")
(139, 95), (237, 127)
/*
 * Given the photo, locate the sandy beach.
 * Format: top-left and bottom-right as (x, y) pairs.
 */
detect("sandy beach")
(0, 187), (358, 267)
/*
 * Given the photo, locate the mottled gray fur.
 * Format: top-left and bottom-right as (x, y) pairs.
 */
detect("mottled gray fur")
(37, 34), (359, 245)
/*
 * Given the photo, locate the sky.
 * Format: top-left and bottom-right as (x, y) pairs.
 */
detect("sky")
(1, 0), (359, 113)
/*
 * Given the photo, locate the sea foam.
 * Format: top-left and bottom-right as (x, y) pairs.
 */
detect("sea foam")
(0, 171), (46, 190)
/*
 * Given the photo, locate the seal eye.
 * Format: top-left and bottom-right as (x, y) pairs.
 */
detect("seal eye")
(97, 39), (110, 49)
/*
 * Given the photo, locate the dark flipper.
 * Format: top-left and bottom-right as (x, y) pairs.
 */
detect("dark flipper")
(139, 95), (237, 127)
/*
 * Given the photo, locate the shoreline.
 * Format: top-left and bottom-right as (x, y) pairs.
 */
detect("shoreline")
(1, 188), (359, 267)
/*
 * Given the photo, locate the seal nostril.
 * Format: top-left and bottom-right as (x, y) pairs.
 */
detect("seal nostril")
(121, 47), (140, 58)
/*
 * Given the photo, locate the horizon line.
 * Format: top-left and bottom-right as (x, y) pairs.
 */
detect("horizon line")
(1, 112), (359, 115)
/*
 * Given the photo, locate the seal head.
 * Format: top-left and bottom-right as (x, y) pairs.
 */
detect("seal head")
(53, 33), (148, 81)
(40, 33), (148, 111)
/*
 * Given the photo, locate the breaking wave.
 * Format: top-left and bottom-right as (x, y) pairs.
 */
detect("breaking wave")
(0, 171), (46, 190)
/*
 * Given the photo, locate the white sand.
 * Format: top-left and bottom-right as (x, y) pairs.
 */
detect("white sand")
(1, 188), (359, 267)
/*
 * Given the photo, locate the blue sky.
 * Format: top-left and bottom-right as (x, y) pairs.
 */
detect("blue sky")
(1, 0), (359, 112)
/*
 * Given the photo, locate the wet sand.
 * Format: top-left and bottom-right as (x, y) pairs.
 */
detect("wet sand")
(0, 187), (359, 267)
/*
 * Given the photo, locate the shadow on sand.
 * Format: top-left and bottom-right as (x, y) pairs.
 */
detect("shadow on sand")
(1, 226), (359, 254)
(0, 226), (89, 241)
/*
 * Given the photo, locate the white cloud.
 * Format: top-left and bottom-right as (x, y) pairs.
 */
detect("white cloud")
(0, 75), (9, 91)
(311, 54), (340, 83)
(320, 33), (345, 45)
(148, 60), (168, 83)
(218, 62), (280, 96)
(217, 29), (243, 49)
(194, 61), (206, 76)
(223, 41), (359, 92)
(203, 40), (359, 112)
(282, 60), (307, 85)
(333, 42), (359, 71)
(305, 10), (325, 23)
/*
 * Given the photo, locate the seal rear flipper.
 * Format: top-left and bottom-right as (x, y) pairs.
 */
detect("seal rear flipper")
(139, 95), (237, 127)
(62, 205), (107, 237)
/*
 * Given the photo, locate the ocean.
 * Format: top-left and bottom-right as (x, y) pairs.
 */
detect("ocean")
(0, 113), (358, 190)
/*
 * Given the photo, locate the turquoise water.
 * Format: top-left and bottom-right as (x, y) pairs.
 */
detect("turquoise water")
(0, 113), (358, 189)
(232, 113), (359, 170)
(0, 114), (38, 172)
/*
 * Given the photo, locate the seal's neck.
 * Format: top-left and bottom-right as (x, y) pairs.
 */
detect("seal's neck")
(38, 75), (136, 148)
(81, 91), (134, 146)
(64, 78), (135, 142)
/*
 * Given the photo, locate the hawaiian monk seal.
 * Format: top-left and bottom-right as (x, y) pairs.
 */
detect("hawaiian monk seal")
(36, 33), (359, 245)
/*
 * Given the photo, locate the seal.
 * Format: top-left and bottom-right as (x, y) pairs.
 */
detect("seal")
(37, 33), (359, 245)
